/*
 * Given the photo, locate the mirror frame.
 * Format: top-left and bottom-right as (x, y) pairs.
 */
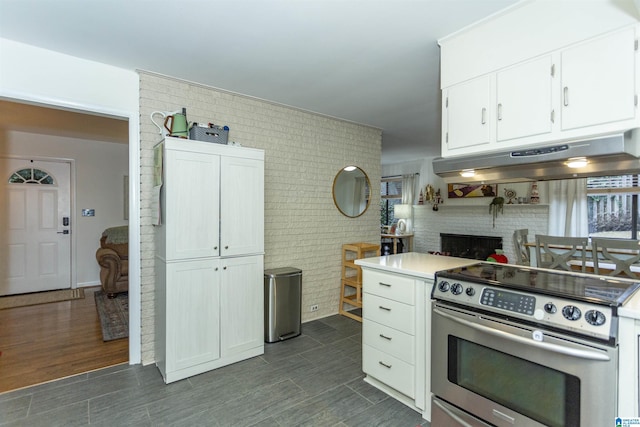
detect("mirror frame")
(332, 165), (371, 218)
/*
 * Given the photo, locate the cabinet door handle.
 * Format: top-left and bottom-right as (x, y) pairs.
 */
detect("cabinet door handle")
(497, 103), (503, 121)
(563, 87), (569, 106)
(481, 107), (487, 124)
(214, 267), (219, 271)
(378, 282), (391, 287)
(379, 334), (392, 341)
(214, 246), (218, 250)
(379, 306), (391, 311)
(550, 109), (555, 123)
(378, 361), (392, 369)
(225, 245), (229, 250)
(223, 266), (227, 270)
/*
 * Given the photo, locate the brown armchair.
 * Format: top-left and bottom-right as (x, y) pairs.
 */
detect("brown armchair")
(96, 226), (128, 298)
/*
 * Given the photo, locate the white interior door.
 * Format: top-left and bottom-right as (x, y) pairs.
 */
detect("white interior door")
(0, 158), (71, 296)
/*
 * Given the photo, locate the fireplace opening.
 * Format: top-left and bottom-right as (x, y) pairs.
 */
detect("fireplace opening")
(440, 233), (503, 261)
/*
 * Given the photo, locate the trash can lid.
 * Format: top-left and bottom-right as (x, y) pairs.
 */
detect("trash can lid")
(264, 267), (302, 277)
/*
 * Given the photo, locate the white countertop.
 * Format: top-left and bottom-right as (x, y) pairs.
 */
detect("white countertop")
(356, 252), (640, 319)
(354, 252), (479, 281)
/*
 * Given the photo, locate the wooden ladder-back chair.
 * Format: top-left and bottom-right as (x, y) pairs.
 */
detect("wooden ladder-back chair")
(513, 229), (531, 266)
(535, 235), (588, 272)
(591, 237), (640, 279)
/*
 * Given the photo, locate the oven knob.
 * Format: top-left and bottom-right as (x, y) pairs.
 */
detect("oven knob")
(585, 310), (606, 326)
(438, 281), (450, 292)
(465, 287), (476, 297)
(562, 305), (582, 321)
(544, 303), (557, 314)
(450, 283), (464, 295)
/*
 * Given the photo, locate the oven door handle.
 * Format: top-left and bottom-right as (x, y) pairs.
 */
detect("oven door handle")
(433, 308), (611, 361)
(432, 398), (476, 427)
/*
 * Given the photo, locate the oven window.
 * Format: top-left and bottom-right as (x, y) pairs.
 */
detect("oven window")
(448, 336), (580, 427)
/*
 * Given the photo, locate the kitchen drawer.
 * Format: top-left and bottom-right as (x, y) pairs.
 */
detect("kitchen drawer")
(362, 269), (415, 304)
(363, 293), (415, 335)
(363, 319), (414, 365)
(363, 344), (415, 398)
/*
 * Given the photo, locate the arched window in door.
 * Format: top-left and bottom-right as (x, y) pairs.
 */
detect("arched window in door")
(8, 168), (55, 185)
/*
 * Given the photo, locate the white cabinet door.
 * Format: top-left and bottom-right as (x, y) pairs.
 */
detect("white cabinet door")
(220, 156), (264, 256)
(496, 55), (554, 142)
(561, 27), (636, 131)
(166, 259), (220, 372)
(220, 255), (264, 357)
(165, 149), (220, 260)
(443, 75), (492, 152)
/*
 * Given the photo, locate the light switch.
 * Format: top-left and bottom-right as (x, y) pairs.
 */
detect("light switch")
(82, 209), (95, 217)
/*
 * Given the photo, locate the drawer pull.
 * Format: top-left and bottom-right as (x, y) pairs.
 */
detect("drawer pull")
(379, 282), (392, 287)
(379, 334), (392, 341)
(379, 306), (391, 311)
(378, 361), (392, 369)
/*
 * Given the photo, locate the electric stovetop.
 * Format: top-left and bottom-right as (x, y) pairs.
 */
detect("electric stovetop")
(436, 262), (640, 307)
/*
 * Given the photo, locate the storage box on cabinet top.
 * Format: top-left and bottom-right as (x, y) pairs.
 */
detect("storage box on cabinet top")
(189, 126), (229, 144)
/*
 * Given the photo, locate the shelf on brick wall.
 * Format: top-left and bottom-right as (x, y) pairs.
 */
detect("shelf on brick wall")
(415, 203), (548, 209)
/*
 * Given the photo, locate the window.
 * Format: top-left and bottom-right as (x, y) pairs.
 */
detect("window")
(381, 177), (402, 226)
(587, 174), (639, 239)
(8, 168), (55, 185)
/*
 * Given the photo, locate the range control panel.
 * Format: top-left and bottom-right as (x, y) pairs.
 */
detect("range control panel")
(433, 278), (614, 341)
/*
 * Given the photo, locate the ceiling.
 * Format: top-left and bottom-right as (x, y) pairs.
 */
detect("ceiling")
(0, 0), (519, 164)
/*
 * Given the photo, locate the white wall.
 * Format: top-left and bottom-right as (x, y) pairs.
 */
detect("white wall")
(0, 131), (129, 285)
(0, 37), (141, 363)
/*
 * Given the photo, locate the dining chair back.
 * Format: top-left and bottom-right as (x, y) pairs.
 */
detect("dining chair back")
(535, 234), (588, 272)
(591, 237), (640, 278)
(512, 229), (530, 266)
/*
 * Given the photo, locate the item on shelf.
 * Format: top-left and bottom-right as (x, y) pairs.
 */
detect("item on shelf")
(489, 196), (504, 228)
(504, 188), (517, 204)
(164, 108), (189, 138)
(529, 182), (540, 204)
(189, 122), (229, 144)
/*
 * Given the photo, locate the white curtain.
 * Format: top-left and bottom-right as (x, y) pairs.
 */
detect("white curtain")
(401, 174), (417, 232)
(548, 179), (588, 236)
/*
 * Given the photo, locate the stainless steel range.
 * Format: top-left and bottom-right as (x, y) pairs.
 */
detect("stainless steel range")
(430, 262), (640, 427)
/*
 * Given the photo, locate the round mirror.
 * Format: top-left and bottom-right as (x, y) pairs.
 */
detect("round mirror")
(332, 166), (371, 218)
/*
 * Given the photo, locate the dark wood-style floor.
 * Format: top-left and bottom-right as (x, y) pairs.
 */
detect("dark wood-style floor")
(0, 286), (128, 394)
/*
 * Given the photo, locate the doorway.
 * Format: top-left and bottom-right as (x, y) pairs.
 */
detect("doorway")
(0, 99), (133, 390)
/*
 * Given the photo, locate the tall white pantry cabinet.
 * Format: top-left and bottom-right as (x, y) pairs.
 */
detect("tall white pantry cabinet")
(154, 137), (265, 384)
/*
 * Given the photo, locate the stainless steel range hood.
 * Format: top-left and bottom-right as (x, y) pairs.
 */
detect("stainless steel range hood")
(432, 132), (640, 184)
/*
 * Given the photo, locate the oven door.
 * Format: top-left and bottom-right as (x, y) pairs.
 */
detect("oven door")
(431, 302), (617, 427)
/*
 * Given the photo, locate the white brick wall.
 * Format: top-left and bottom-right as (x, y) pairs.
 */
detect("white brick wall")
(139, 72), (381, 364)
(413, 204), (549, 263)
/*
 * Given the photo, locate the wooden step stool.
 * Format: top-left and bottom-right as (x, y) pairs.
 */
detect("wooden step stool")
(339, 242), (380, 322)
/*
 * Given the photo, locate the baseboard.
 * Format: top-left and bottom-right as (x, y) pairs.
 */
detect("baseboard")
(77, 281), (101, 288)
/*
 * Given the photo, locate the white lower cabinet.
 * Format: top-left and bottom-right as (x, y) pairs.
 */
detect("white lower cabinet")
(362, 268), (428, 418)
(155, 255), (264, 383)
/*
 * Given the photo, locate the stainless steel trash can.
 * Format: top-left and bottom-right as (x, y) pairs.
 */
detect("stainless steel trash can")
(264, 267), (302, 343)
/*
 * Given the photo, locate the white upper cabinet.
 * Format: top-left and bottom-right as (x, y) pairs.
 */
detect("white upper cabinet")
(159, 137), (265, 261)
(165, 149), (220, 260)
(496, 55), (554, 142)
(439, 0), (639, 159)
(220, 156), (264, 257)
(561, 27), (637, 131)
(443, 75), (492, 151)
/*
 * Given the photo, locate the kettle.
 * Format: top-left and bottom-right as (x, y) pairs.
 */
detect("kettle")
(164, 108), (189, 138)
(151, 109), (180, 137)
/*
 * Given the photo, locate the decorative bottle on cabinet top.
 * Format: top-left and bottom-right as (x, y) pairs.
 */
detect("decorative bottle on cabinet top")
(529, 182), (540, 204)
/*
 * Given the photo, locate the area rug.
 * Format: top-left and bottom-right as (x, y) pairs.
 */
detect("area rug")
(0, 288), (84, 309)
(94, 290), (129, 341)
